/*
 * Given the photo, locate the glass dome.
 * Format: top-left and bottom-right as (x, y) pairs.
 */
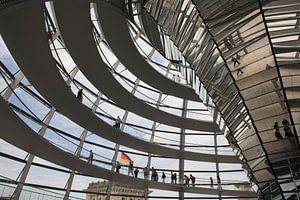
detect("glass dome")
(0, 0), (299, 200)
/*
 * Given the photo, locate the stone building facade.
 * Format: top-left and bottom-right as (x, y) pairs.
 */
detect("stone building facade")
(85, 181), (146, 200)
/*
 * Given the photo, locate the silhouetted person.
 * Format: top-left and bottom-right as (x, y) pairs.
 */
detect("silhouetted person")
(273, 122), (283, 139)
(217, 175), (222, 190)
(224, 38), (233, 50)
(175, 75), (181, 82)
(285, 127), (294, 137)
(232, 56), (240, 66)
(143, 167), (148, 179)
(184, 175), (190, 186)
(154, 170), (158, 181)
(128, 161), (134, 176)
(174, 172), (177, 184)
(113, 116), (121, 130)
(172, 74), (176, 81)
(190, 174), (195, 187)
(237, 68), (244, 76)
(171, 171), (174, 184)
(210, 177), (213, 188)
(46, 31), (53, 40)
(282, 118), (290, 126)
(77, 89), (83, 102)
(116, 161), (121, 173)
(134, 167), (139, 178)
(162, 172), (166, 183)
(151, 167), (158, 181)
(282, 119), (293, 137)
(151, 167), (155, 181)
(87, 150), (93, 164)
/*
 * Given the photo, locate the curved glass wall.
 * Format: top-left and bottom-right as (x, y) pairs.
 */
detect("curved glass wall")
(137, 0), (300, 199)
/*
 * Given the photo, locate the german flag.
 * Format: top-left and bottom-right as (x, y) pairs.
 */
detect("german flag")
(120, 152), (133, 165)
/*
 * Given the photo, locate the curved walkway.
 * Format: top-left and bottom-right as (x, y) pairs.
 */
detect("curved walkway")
(96, 1), (200, 102)
(140, 9), (165, 54)
(0, 1), (238, 163)
(0, 97), (257, 197)
(52, 0), (219, 132)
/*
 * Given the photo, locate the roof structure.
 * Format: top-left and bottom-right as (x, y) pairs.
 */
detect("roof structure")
(0, 0), (299, 199)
